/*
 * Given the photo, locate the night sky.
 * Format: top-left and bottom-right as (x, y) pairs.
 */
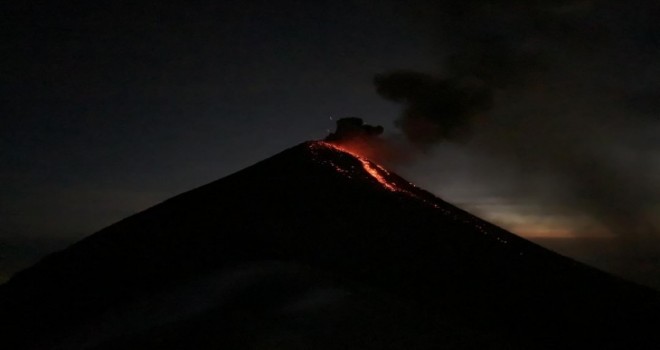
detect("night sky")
(2, 1), (660, 288)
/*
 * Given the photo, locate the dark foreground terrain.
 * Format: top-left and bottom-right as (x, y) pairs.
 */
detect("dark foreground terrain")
(1, 141), (658, 349)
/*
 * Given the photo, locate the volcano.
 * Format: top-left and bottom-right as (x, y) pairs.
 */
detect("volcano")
(1, 141), (659, 349)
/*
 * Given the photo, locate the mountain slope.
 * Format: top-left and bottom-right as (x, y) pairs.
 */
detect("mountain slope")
(1, 141), (658, 349)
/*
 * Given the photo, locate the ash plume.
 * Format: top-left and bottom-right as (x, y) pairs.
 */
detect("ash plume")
(375, 0), (660, 241)
(324, 117), (411, 165)
(374, 71), (492, 147)
(325, 117), (384, 143)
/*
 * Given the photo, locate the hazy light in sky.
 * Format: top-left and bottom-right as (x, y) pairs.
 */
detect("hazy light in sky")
(2, 0), (660, 290)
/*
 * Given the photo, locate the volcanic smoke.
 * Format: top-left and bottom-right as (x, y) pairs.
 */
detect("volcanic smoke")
(367, 1), (660, 243)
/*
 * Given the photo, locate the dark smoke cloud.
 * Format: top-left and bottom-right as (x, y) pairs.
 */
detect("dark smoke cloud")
(374, 71), (492, 147)
(324, 117), (413, 165)
(375, 0), (660, 242)
(325, 117), (384, 143)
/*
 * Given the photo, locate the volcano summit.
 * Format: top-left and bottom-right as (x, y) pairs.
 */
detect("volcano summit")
(1, 141), (658, 349)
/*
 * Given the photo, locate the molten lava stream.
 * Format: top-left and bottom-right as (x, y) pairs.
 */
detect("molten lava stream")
(317, 142), (398, 192)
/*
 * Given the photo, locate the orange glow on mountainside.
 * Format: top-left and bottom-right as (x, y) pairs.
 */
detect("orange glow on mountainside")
(311, 141), (399, 192)
(308, 140), (516, 247)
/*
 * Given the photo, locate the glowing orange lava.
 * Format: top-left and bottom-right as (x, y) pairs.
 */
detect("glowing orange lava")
(311, 141), (512, 246)
(356, 156), (397, 191)
(316, 141), (398, 192)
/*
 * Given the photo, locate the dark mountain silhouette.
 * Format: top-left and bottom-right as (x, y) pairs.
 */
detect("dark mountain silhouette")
(1, 141), (658, 349)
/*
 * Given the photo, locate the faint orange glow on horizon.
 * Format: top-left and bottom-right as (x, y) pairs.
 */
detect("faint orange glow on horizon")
(463, 204), (614, 239)
(313, 141), (614, 240)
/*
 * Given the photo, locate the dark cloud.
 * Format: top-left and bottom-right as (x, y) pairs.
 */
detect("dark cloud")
(625, 91), (660, 118)
(376, 0), (660, 242)
(374, 71), (491, 147)
(325, 117), (384, 143)
(324, 117), (413, 165)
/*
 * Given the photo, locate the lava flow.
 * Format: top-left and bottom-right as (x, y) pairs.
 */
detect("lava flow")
(310, 141), (399, 192)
